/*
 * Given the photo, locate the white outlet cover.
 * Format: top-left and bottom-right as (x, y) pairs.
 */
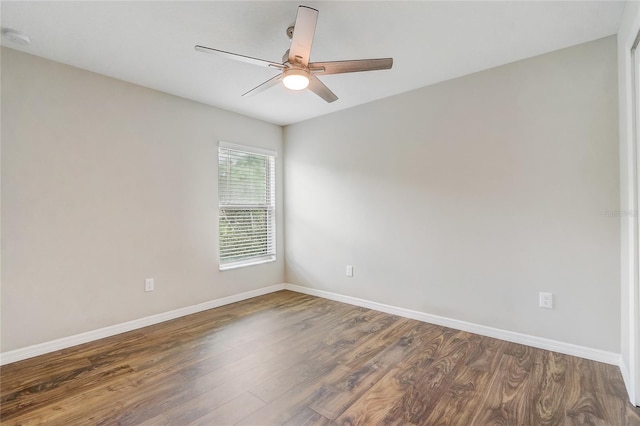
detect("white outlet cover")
(145, 278), (154, 292)
(539, 292), (553, 309)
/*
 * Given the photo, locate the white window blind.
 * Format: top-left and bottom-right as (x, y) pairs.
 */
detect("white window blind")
(218, 143), (276, 269)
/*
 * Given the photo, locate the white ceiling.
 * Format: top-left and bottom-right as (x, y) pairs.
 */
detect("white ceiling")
(0, 1), (626, 126)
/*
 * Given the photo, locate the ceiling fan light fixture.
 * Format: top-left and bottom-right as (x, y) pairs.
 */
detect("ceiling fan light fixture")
(282, 68), (310, 90)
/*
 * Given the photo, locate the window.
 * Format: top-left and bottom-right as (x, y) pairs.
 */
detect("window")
(218, 142), (276, 269)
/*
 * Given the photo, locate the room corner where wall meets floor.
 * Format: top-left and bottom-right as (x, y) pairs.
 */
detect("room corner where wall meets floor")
(0, 284), (620, 369)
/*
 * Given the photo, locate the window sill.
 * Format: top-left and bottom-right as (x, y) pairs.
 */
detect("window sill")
(219, 256), (276, 271)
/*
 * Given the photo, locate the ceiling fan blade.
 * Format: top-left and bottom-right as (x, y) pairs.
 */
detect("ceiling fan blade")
(309, 58), (393, 75)
(195, 45), (284, 70)
(242, 74), (284, 97)
(307, 75), (338, 103)
(288, 6), (318, 66)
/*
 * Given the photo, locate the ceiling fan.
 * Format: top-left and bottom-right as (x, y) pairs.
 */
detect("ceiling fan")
(195, 5), (393, 103)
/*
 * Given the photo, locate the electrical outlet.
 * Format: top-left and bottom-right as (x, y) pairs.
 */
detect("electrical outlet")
(346, 265), (353, 277)
(539, 292), (553, 309)
(145, 278), (155, 292)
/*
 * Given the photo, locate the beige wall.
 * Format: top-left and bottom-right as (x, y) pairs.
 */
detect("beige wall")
(284, 36), (620, 352)
(1, 48), (284, 352)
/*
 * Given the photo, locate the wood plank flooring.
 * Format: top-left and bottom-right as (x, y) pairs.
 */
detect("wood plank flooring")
(1, 290), (639, 425)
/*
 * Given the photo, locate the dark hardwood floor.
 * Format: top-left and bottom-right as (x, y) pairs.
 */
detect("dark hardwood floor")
(1, 290), (639, 425)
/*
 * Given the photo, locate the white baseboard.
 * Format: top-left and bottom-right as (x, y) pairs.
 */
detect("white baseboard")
(620, 359), (633, 402)
(0, 284), (285, 366)
(283, 283), (621, 366)
(620, 358), (640, 406)
(1, 282), (621, 368)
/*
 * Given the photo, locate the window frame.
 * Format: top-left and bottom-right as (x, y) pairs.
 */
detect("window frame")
(218, 141), (277, 271)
